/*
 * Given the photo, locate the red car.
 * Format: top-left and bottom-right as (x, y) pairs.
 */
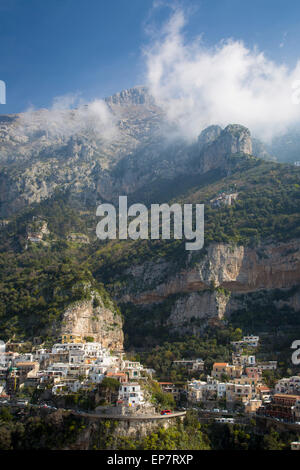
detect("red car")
(161, 409), (172, 415)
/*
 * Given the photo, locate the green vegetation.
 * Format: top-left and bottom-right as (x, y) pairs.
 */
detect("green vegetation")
(135, 325), (241, 381)
(0, 406), (86, 450)
(203, 421), (300, 450)
(0, 157), (298, 344)
(1, 407), (299, 450)
(0, 247), (120, 340)
(146, 380), (176, 410)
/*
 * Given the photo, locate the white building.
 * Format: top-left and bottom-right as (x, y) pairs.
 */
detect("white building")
(118, 383), (145, 406)
(46, 363), (69, 377)
(15, 353), (34, 363)
(52, 379), (82, 395)
(89, 364), (106, 383)
(34, 349), (49, 361)
(243, 336), (259, 348)
(257, 361), (277, 371)
(0, 352), (19, 367)
(83, 342), (105, 357)
(69, 350), (86, 364)
(187, 380), (207, 402)
(217, 382), (227, 398)
(52, 343), (85, 354)
(121, 360), (144, 380)
(275, 376), (300, 395)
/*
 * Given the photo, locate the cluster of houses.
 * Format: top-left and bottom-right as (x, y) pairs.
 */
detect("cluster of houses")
(210, 192), (239, 208)
(1, 332), (300, 424)
(181, 336), (300, 424)
(187, 352), (274, 413)
(185, 335), (287, 414)
(0, 334), (149, 407)
(256, 375), (300, 424)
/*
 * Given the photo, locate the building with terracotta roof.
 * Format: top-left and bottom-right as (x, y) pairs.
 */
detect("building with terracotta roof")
(106, 372), (127, 383)
(257, 394), (300, 422)
(212, 363), (228, 378)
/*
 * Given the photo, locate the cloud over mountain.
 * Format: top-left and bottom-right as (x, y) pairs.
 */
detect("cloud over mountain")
(144, 8), (300, 141)
(16, 94), (118, 142)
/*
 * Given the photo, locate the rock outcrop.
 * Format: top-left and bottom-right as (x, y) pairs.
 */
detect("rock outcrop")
(119, 240), (300, 329)
(59, 292), (123, 351)
(198, 124), (252, 173)
(122, 241), (300, 300)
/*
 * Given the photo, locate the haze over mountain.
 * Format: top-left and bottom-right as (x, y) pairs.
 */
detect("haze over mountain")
(0, 85), (296, 218)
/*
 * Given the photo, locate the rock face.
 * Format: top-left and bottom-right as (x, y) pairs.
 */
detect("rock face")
(168, 290), (228, 325)
(198, 125), (222, 148)
(0, 85), (256, 216)
(60, 296), (123, 351)
(198, 124), (252, 173)
(122, 241), (300, 300)
(120, 240), (300, 330)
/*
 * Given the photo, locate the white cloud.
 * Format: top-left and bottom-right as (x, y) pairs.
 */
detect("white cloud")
(16, 94), (117, 142)
(144, 8), (300, 141)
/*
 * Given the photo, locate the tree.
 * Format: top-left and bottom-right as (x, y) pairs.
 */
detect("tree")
(263, 428), (286, 450)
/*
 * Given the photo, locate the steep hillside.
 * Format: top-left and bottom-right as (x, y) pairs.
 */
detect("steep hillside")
(0, 88), (299, 349)
(0, 151), (298, 347)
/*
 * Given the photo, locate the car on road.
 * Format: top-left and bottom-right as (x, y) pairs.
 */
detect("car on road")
(161, 409), (172, 415)
(213, 408), (220, 413)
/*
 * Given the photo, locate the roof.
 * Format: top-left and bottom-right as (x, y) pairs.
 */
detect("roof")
(213, 363), (228, 367)
(121, 382), (139, 386)
(274, 394), (300, 399)
(15, 361), (38, 366)
(106, 372), (126, 377)
(159, 382), (173, 385)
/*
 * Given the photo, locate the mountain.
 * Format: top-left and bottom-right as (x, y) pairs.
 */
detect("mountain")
(269, 127), (300, 163)
(0, 86), (299, 348)
(0, 87), (272, 217)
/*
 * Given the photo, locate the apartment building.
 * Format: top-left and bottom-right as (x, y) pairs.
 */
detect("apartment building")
(275, 376), (300, 395)
(118, 383), (145, 406)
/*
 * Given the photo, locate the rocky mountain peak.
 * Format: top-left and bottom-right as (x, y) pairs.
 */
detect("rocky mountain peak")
(198, 125), (222, 149)
(221, 124), (252, 154)
(105, 86), (155, 107)
(197, 123), (253, 173)
(197, 123), (252, 156)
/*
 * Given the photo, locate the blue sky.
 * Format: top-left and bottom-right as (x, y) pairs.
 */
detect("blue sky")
(0, 0), (300, 113)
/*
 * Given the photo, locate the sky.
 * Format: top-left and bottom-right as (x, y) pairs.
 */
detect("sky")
(1, 0), (300, 141)
(0, 0), (300, 114)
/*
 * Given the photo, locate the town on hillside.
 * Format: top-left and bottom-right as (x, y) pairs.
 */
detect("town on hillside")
(1, 332), (300, 446)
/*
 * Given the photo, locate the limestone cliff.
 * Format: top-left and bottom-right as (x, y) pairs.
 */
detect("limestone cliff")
(119, 240), (300, 330)
(198, 124), (252, 173)
(59, 291), (123, 351)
